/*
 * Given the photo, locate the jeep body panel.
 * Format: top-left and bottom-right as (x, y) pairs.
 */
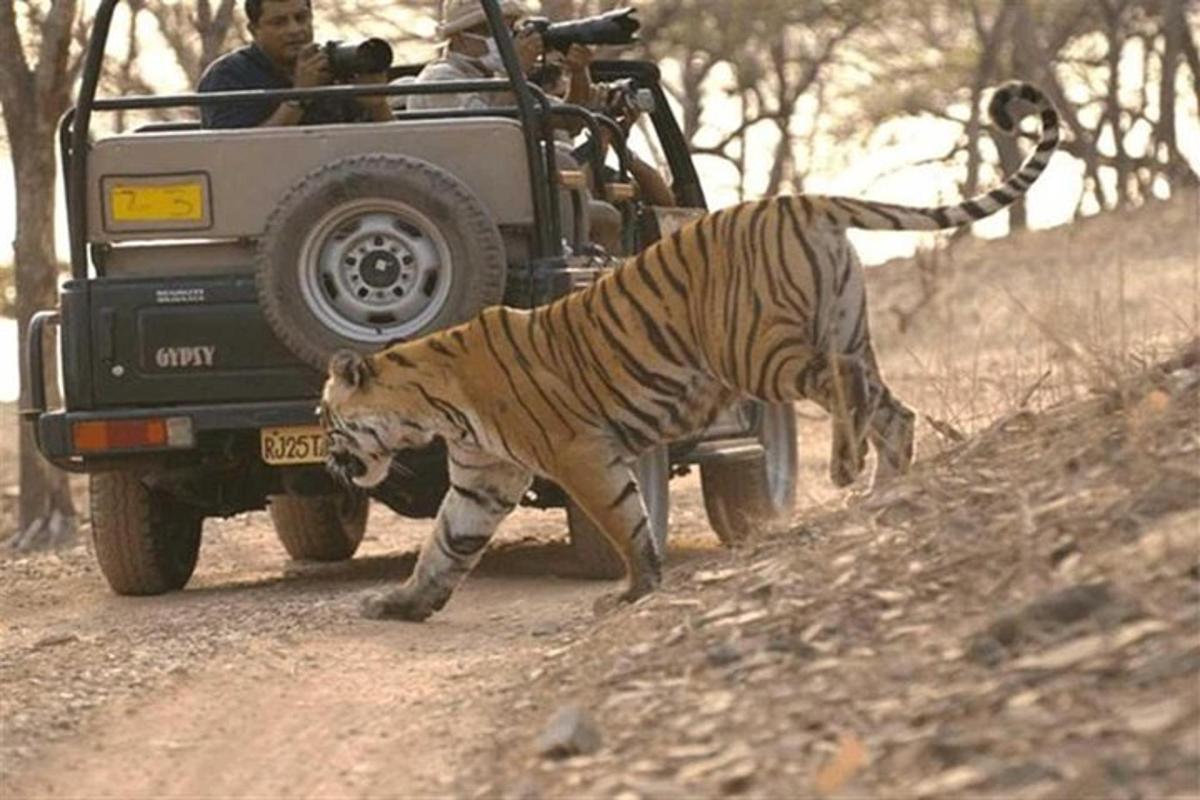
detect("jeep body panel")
(88, 117), (534, 248)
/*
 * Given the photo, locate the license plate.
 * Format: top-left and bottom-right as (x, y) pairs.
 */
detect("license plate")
(108, 180), (206, 222)
(261, 425), (327, 465)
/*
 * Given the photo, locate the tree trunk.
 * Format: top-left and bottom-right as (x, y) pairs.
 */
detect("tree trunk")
(1101, 0), (1132, 207)
(2, 0), (81, 550)
(10, 131), (76, 551)
(1158, 0), (1200, 189)
(993, 129), (1028, 231)
(1009, 0), (1111, 212)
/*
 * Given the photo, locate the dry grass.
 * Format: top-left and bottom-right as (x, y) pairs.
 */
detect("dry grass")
(869, 191), (1198, 427)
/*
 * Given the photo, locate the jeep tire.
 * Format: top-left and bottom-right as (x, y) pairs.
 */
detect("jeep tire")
(269, 491), (369, 562)
(90, 471), (203, 595)
(700, 402), (798, 545)
(567, 446), (670, 579)
(256, 153), (507, 370)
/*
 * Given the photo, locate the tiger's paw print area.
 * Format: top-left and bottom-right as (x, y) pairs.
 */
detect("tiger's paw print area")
(1, 193), (1197, 800)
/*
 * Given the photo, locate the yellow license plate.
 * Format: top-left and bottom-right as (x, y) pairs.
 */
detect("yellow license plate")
(109, 181), (206, 222)
(261, 425), (327, 465)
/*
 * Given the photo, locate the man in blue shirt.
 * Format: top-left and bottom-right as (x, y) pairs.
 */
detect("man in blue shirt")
(198, 0), (392, 128)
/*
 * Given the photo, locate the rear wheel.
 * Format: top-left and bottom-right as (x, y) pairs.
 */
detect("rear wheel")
(568, 447), (670, 579)
(89, 471), (203, 596)
(701, 402), (798, 545)
(269, 491), (369, 562)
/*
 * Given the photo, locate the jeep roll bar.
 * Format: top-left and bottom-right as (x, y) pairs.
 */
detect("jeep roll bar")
(65, 0), (573, 281)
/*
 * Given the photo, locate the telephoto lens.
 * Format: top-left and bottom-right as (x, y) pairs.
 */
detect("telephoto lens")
(324, 38), (394, 80)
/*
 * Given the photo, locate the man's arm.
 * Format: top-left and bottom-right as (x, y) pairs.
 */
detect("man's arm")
(199, 67), (279, 129)
(564, 45), (605, 109)
(628, 153), (676, 207)
(355, 71), (395, 122)
(256, 100), (307, 127)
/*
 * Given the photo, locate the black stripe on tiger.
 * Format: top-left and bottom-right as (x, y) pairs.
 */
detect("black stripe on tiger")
(556, 303), (652, 453)
(451, 482), (516, 514)
(987, 188), (1016, 206)
(413, 383), (479, 446)
(592, 311), (687, 402)
(609, 480), (638, 509)
(655, 231), (690, 299)
(477, 312), (555, 460)
(439, 530), (491, 559)
(385, 351), (416, 368)
(634, 256), (667, 302)
(782, 201), (825, 344)
(611, 267), (692, 371)
(496, 308), (581, 437)
(597, 271), (633, 338)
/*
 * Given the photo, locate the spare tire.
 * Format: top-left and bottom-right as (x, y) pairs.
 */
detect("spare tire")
(256, 153), (507, 369)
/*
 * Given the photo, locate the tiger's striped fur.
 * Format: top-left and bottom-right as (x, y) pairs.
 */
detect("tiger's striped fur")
(321, 81), (1060, 621)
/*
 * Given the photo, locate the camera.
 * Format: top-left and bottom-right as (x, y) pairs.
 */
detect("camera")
(520, 7), (640, 53)
(322, 38), (394, 81)
(605, 78), (656, 119)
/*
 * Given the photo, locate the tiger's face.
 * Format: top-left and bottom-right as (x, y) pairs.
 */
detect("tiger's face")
(320, 350), (434, 489)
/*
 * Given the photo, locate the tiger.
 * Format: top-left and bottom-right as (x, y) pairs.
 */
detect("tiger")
(320, 81), (1060, 622)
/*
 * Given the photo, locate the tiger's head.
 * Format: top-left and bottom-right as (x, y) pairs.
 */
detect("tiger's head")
(319, 349), (435, 489)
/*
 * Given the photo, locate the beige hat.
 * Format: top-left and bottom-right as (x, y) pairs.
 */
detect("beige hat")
(437, 0), (524, 39)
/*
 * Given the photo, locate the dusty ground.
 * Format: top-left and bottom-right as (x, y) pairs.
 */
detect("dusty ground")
(1, 192), (1198, 799)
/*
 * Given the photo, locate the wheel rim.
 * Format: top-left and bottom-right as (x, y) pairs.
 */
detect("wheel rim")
(298, 198), (453, 343)
(757, 403), (798, 513)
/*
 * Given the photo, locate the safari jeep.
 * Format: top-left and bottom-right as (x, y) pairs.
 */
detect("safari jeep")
(22, 0), (798, 595)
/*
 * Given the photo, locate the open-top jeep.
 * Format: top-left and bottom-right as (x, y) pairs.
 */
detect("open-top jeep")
(22, 0), (798, 595)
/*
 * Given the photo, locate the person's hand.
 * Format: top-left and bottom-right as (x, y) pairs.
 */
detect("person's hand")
(563, 44), (593, 75)
(514, 29), (544, 76)
(293, 44), (330, 88)
(355, 71), (392, 119)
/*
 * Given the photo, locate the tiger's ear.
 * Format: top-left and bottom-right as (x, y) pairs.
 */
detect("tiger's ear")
(328, 349), (377, 390)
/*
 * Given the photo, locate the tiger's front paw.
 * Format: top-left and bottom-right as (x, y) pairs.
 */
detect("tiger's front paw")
(592, 591), (627, 617)
(360, 589), (436, 622)
(592, 582), (657, 617)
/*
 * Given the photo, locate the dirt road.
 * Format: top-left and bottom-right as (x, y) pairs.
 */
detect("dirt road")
(0, 473), (742, 799)
(1, 504), (591, 798)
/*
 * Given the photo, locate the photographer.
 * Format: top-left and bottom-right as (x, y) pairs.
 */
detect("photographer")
(407, 0), (544, 112)
(561, 47), (676, 208)
(198, 0), (392, 129)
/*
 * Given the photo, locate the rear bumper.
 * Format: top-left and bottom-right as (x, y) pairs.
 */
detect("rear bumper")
(31, 399), (320, 472)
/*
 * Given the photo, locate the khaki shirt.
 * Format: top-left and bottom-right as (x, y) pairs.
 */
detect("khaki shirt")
(407, 52), (513, 111)
(407, 51), (611, 114)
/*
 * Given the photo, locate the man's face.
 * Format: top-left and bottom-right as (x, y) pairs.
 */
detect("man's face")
(251, 0), (314, 68)
(452, 23), (492, 58)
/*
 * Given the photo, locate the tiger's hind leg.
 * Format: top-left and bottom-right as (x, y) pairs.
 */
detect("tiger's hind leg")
(802, 348), (916, 489)
(795, 353), (875, 487)
(559, 455), (663, 606)
(860, 346), (916, 487)
(362, 448), (531, 622)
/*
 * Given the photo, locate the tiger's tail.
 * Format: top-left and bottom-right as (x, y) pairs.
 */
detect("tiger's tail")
(806, 81), (1060, 232)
